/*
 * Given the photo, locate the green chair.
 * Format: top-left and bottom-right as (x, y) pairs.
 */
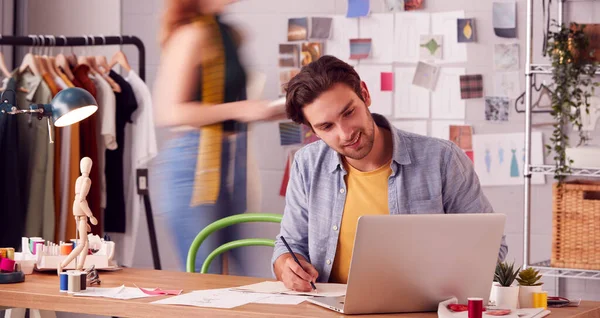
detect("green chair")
(186, 213), (283, 273)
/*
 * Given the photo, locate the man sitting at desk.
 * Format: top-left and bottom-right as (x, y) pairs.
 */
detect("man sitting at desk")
(271, 55), (508, 292)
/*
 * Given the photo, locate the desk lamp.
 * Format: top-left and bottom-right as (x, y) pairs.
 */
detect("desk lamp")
(0, 87), (98, 129)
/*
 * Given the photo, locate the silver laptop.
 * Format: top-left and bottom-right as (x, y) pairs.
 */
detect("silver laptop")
(308, 213), (506, 314)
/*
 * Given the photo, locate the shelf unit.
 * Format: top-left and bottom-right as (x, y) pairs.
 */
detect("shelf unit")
(523, 0), (600, 283)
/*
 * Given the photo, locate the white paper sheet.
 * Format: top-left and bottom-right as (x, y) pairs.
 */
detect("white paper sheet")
(472, 132), (546, 186)
(151, 288), (268, 309)
(494, 71), (521, 98)
(430, 120), (464, 140)
(394, 67), (430, 118)
(358, 13), (394, 63)
(356, 64), (393, 116)
(431, 68), (466, 119)
(431, 11), (467, 63)
(494, 43), (520, 71)
(392, 120), (428, 136)
(393, 12), (430, 63)
(232, 281), (347, 297)
(74, 285), (157, 300)
(327, 15), (359, 64)
(253, 294), (309, 305)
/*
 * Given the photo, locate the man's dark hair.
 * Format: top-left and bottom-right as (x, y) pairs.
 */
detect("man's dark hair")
(284, 55), (364, 125)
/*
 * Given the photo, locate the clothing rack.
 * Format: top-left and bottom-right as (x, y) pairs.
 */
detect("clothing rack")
(0, 34), (161, 271)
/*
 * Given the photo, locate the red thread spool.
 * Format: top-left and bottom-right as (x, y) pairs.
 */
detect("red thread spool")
(468, 297), (483, 318)
(0, 257), (15, 273)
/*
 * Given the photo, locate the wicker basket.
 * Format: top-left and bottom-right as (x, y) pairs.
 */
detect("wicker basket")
(552, 181), (600, 270)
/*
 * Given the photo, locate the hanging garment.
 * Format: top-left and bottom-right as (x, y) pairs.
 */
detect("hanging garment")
(0, 77), (25, 248)
(14, 70), (55, 242)
(104, 70), (138, 233)
(118, 69), (157, 267)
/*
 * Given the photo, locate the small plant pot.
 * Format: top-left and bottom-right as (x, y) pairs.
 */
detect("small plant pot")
(493, 285), (519, 309)
(519, 285), (543, 308)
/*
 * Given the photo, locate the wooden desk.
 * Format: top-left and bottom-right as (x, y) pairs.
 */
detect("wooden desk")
(0, 268), (599, 317)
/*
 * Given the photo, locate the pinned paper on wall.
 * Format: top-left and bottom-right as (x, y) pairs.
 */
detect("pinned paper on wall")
(494, 71), (521, 98)
(393, 12), (430, 63)
(349, 38), (372, 59)
(279, 122), (303, 146)
(459, 74), (483, 99)
(288, 18), (308, 41)
(392, 120), (428, 136)
(279, 44), (299, 67)
(457, 18), (476, 42)
(356, 65), (393, 116)
(449, 125), (473, 151)
(405, 0), (424, 10)
(473, 132), (545, 186)
(358, 14), (394, 63)
(430, 120), (465, 140)
(431, 68), (466, 119)
(431, 11), (467, 63)
(310, 17), (333, 39)
(485, 96), (510, 122)
(279, 69), (300, 96)
(412, 61), (440, 91)
(395, 67), (430, 119)
(327, 16), (359, 63)
(420, 35), (443, 60)
(301, 42), (323, 66)
(381, 72), (393, 91)
(493, 2), (517, 38)
(347, 0), (370, 18)
(494, 43), (519, 71)
(385, 0), (405, 11)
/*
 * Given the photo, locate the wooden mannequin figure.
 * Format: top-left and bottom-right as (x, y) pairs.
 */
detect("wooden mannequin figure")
(57, 157), (98, 275)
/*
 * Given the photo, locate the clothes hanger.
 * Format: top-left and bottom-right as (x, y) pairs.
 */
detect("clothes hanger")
(95, 35), (111, 74)
(108, 35), (132, 73)
(0, 44), (10, 78)
(48, 36), (64, 78)
(34, 35), (49, 76)
(87, 35), (121, 92)
(77, 35), (93, 68)
(41, 35), (59, 78)
(55, 35), (75, 81)
(18, 35), (41, 75)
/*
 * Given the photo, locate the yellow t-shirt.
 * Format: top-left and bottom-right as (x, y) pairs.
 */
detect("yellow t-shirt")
(329, 159), (392, 284)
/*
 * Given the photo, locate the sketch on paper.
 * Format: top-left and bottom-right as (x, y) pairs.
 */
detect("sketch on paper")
(393, 12), (430, 63)
(395, 67), (430, 118)
(485, 97), (510, 122)
(412, 61), (440, 91)
(431, 68), (466, 119)
(358, 14), (394, 63)
(392, 121), (428, 136)
(431, 11), (467, 64)
(420, 35), (443, 60)
(288, 18), (308, 41)
(279, 44), (299, 67)
(356, 65), (393, 115)
(494, 43), (519, 71)
(473, 132), (545, 186)
(457, 18), (476, 42)
(327, 16), (359, 63)
(494, 72), (521, 99)
(301, 42), (323, 66)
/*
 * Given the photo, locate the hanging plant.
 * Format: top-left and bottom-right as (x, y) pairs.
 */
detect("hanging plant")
(545, 22), (599, 182)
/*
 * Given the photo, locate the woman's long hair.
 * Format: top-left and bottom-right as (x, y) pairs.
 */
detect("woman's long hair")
(159, 0), (199, 47)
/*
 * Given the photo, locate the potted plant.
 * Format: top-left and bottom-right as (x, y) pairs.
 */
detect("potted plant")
(492, 261), (521, 308)
(545, 22), (599, 182)
(516, 267), (544, 308)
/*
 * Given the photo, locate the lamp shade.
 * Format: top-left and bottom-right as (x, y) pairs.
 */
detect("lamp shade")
(51, 87), (98, 127)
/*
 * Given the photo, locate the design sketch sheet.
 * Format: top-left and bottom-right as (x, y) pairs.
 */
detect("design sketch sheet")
(431, 68), (466, 119)
(358, 14), (394, 63)
(394, 12), (431, 63)
(394, 67), (430, 118)
(327, 16), (359, 64)
(431, 11), (467, 63)
(356, 65), (393, 115)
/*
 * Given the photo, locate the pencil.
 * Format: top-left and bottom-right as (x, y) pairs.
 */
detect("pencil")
(280, 236), (317, 291)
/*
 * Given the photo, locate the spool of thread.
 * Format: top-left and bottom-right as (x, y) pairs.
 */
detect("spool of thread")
(0, 248), (6, 259)
(67, 270), (81, 293)
(59, 272), (69, 292)
(0, 258), (15, 273)
(6, 248), (14, 260)
(29, 238), (43, 254)
(533, 291), (548, 309)
(60, 243), (73, 256)
(468, 297), (483, 318)
(80, 272), (87, 291)
(22, 237), (29, 254)
(32, 241), (44, 255)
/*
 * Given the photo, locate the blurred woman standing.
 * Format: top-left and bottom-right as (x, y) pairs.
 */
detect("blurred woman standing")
(153, 0), (282, 273)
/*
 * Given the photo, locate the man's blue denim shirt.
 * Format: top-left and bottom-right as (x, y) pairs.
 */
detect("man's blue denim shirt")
(272, 114), (508, 283)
